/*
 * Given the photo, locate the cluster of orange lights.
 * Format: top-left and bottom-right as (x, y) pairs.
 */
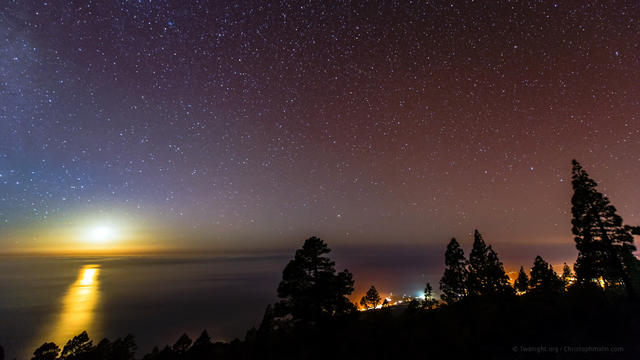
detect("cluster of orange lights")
(357, 298), (403, 311)
(356, 292), (428, 311)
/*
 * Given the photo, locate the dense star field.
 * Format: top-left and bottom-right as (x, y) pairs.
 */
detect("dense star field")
(2, 1), (640, 255)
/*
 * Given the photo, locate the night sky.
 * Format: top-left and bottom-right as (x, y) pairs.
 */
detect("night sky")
(2, 1), (640, 259)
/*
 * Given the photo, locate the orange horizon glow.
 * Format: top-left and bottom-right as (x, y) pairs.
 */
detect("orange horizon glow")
(0, 243), (240, 257)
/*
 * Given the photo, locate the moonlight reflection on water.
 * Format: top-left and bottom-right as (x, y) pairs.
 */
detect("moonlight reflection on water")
(48, 265), (101, 346)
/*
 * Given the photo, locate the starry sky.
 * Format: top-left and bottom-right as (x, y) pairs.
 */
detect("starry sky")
(2, 1), (640, 258)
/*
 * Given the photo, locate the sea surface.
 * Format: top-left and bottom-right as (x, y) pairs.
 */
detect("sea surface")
(0, 255), (288, 360)
(0, 245), (498, 360)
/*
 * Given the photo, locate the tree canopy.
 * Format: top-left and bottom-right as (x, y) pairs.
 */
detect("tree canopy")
(275, 236), (355, 323)
(360, 285), (381, 309)
(561, 262), (574, 290)
(468, 230), (513, 296)
(60, 331), (92, 360)
(172, 334), (192, 355)
(32, 343), (60, 360)
(423, 283), (437, 309)
(571, 159), (637, 296)
(529, 256), (563, 294)
(514, 266), (529, 293)
(32, 332), (137, 360)
(439, 237), (468, 303)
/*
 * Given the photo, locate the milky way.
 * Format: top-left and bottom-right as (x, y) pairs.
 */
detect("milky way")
(2, 1), (640, 257)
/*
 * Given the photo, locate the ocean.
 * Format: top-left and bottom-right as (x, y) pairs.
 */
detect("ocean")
(0, 255), (286, 360)
(0, 246), (448, 360)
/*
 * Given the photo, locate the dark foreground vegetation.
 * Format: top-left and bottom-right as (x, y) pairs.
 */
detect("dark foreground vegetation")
(9, 160), (640, 359)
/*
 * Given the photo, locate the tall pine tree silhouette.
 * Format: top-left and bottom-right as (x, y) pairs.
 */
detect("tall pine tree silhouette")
(529, 256), (563, 294)
(423, 283), (437, 309)
(514, 266), (529, 293)
(468, 230), (512, 296)
(571, 160), (636, 297)
(275, 236), (355, 322)
(439, 238), (468, 303)
(561, 262), (574, 290)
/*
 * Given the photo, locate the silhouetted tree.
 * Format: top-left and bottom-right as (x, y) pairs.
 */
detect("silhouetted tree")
(189, 331), (212, 359)
(571, 160), (637, 296)
(359, 296), (368, 309)
(60, 331), (93, 360)
(90, 337), (135, 360)
(157, 345), (174, 360)
(141, 346), (159, 360)
(275, 236), (355, 323)
(468, 230), (513, 296)
(529, 256), (563, 294)
(32, 343), (59, 360)
(486, 247), (513, 294)
(439, 238), (468, 303)
(423, 282), (437, 309)
(172, 333), (192, 355)
(192, 331), (211, 348)
(258, 304), (276, 333)
(514, 266), (529, 293)
(109, 335), (137, 360)
(468, 230), (488, 296)
(361, 285), (381, 309)
(93, 338), (111, 360)
(561, 262), (574, 290)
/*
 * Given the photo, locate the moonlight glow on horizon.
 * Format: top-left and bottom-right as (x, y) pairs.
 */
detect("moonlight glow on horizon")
(79, 221), (124, 247)
(88, 226), (114, 243)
